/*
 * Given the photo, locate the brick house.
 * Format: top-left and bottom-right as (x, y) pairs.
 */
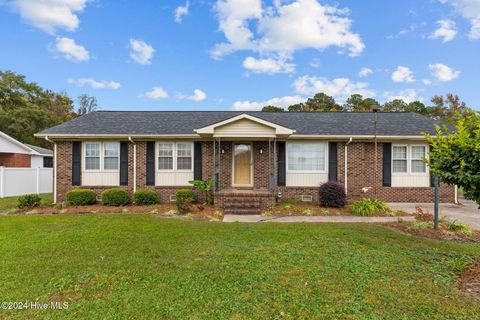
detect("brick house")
(0, 131), (53, 168)
(36, 111), (456, 213)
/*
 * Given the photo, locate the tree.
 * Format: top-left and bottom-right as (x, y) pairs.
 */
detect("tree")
(288, 103), (307, 111)
(304, 93), (342, 111)
(405, 101), (428, 116)
(262, 105), (284, 112)
(425, 111), (480, 207)
(0, 70), (75, 147)
(344, 94), (380, 112)
(383, 99), (407, 112)
(77, 94), (98, 115)
(429, 94), (473, 124)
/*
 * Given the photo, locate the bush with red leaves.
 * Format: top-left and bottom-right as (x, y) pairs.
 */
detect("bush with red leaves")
(319, 181), (347, 208)
(415, 206), (434, 221)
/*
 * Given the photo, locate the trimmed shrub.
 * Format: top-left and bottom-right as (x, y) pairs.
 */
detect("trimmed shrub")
(349, 198), (389, 217)
(101, 188), (129, 206)
(66, 189), (96, 206)
(318, 182), (347, 208)
(176, 189), (196, 214)
(17, 194), (41, 208)
(133, 189), (158, 205)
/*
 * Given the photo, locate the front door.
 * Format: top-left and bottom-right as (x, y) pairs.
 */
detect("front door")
(233, 143), (253, 187)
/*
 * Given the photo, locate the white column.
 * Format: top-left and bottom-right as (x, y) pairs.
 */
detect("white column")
(0, 166), (4, 198)
(36, 167), (40, 194)
(53, 143), (57, 203)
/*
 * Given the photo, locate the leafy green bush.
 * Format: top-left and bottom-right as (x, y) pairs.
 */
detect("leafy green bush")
(101, 189), (129, 206)
(319, 182), (347, 208)
(445, 220), (473, 235)
(349, 198), (389, 216)
(17, 194), (42, 208)
(188, 176), (215, 204)
(66, 189), (97, 206)
(176, 189), (196, 214)
(133, 189), (158, 205)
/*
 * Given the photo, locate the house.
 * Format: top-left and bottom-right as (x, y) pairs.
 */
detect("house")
(36, 111), (456, 212)
(0, 131), (53, 168)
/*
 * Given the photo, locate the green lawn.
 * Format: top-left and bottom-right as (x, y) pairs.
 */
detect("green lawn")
(0, 193), (53, 212)
(1, 214), (479, 319)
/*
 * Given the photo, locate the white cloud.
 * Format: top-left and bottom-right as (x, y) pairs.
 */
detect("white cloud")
(242, 56), (295, 74)
(232, 95), (304, 111)
(439, 0), (480, 39)
(175, 2), (189, 23)
(429, 19), (457, 42)
(391, 66), (415, 83)
(212, 0), (364, 63)
(9, 0), (90, 34)
(293, 75), (375, 103)
(423, 79), (432, 85)
(55, 37), (90, 61)
(129, 39), (155, 65)
(67, 78), (120, 90)
(144, 87), (168, 100)
(428, 63), (460, 81)
(358, 67), (373, 77)
(384, 89), (422, 103)
(179, 89), (207, 102)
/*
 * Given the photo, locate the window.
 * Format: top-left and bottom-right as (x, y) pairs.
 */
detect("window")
(43, 157), (53, 168)
(392, 146), (407, 173)
(287, 142), (326, 172)
(103, 142), (119, 170)
(157, 142), (193, 171)
(177, 143), (192, 170)
(411, 146), (426, 173)
(85, 143), (100, 170)
(158, 143), (174, 170)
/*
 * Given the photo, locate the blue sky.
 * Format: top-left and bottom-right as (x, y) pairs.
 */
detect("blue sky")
(0, 0), (479, 111)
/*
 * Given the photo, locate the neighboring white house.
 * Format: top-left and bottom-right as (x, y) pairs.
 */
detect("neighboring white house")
(0, 131), (53, 197)
(0, 131), (53, 168)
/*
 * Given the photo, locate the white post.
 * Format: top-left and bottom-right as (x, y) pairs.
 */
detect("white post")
(53, 143), (57, 203)
(0, 166), (4, 198)
(36, 167), (40, 194)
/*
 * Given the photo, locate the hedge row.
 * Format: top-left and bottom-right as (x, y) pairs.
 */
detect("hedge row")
(65, 188), (159, 206)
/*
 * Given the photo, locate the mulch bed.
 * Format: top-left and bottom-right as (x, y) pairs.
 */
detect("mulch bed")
(266, 203), (410, 217)
(11, 204), (221, 221)
(459, 260), (480, 298)
(383, 221), (480, 243)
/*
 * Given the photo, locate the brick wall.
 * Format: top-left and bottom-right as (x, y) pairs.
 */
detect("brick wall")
(0, 153), (31, 167)
(55, 140), (455, 205)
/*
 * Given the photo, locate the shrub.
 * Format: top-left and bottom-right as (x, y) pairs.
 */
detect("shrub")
(188, 176), (215, 205)
(17, 194), (41, 208)
(349, 198), (389, 216)
(176, 189), (196, 214)
(318, 182), (347, 208)
(101, 188), (129, 206)
(66, 189), (96, 206)
(415, 206), (434, 221)
(445, 220), (473, 235)
(133, 189), (158, 205)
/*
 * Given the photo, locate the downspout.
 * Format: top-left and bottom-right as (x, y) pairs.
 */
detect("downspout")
(454, 185), (458, 204)
(344, 137), (353, 195)
(45, 136), (56, 204)
(128, 137), (136, 193)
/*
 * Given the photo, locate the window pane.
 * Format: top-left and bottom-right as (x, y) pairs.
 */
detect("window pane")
(411, 160), (426, 173)
(177, 143), (192, 157)
(159, 157), (173, 170)
(85, 157), (100, 170)
(393, 160), (407, 173)
(85, 143), (100, 157)
(287, 143), (325, 171)
(104, 157), (118, 170)
(177, 157), (192, 170)
(158, 143), (173, 157)
(411, 146), (426, 160)
(392, 146), (407, 160)
(104, 143), (119, 157)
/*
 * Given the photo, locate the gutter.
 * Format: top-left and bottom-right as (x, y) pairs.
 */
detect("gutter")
(45, 136), (57, 204)
(345, 137), (353, 195)
(128, 136), (136, 193)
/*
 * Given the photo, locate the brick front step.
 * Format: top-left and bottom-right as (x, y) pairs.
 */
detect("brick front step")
(215, 189), (276, 215)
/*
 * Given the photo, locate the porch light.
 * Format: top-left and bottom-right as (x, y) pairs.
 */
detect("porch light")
(221, 148), (225, 154)
(259, 147), (263, 154)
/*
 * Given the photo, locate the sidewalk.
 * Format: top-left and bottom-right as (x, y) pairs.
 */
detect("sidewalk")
(223, 215), (415, 223)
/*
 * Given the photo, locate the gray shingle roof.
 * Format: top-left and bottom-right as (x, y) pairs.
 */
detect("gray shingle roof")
(38, 111), (440, 136)
(25, 144), (53, 155)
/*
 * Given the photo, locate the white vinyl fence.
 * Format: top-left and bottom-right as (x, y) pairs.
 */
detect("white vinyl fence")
(0, 167), (53, 198)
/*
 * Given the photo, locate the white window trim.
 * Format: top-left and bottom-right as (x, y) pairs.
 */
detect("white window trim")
(392, 144), (429, 176)
(156, 142), (194, 173)
(82, 142), (120, 173)
(286, 141), (328, 174)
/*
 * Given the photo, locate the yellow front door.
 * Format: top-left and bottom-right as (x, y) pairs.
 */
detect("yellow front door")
(233, 143), (252, 186)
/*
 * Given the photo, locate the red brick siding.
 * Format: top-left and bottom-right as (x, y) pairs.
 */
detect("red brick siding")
(0, 153), (31, 167)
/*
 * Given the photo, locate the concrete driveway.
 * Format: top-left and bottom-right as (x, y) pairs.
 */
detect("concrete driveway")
(388, 197), (480, 229)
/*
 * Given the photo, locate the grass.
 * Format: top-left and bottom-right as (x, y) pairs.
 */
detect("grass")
(1, 214), (480, 319)
(0, 193), (52, 212)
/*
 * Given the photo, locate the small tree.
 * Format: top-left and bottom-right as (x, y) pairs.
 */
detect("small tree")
(262, 105), (284, 112)
(425, 110), (480, 207)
